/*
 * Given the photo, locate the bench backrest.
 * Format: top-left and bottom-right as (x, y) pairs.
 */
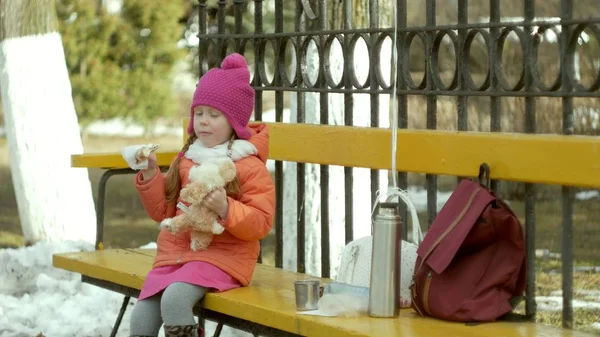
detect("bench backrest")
(183, 118), (600, 189)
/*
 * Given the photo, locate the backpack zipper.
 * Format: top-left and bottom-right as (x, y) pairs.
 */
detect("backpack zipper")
(411, 188), (480, 316)
(423, 271), (433, 316)
(411, 282), (424, 316)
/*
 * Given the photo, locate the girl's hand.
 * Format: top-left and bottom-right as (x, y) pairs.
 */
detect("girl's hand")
(204, 187), (229, 219)
(141, 152), (158, 180)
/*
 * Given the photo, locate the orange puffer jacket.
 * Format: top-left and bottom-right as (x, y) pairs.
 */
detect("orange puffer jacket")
(135, 123), (275, 286)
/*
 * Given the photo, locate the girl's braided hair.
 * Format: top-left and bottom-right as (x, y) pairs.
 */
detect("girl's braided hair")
(164, 135), (240, 204)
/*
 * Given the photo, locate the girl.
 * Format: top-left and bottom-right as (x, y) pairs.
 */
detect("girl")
(130, 53), (275, 337)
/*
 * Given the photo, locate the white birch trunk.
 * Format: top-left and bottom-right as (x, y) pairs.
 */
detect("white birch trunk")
(284, 37), (392, 278)
(0, 29), (96, 243)
(284, 41), (326, 276)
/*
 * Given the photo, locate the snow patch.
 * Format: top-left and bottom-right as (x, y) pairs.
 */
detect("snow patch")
(79, 107), (291, 139)
(576, 190), (600, 201)
(139, 241), (158, 249)
(536, 296), (600, 311)
(550, 289), (600, 301)
(82, 118), (183, 138)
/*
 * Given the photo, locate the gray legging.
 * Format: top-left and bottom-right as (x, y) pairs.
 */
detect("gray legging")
(130, 282), (207, 336)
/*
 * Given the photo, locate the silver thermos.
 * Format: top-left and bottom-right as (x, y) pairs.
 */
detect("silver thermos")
(368, 201), (402, 317)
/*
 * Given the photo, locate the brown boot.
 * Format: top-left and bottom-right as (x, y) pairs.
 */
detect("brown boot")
(163, 324), (199, 337)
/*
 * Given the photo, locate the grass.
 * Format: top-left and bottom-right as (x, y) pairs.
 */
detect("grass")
(1, 136), (599, 335)
(530, 260), (600, 335)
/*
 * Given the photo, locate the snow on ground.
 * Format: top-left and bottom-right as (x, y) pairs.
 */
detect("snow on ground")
(576, 190), (600, 201)
(81, 119), (183, 138)
(0, 108), (292, 140)
(536, 296), (600, 311)
(404, 187), (453, 213)
(80, 107), (293, 139)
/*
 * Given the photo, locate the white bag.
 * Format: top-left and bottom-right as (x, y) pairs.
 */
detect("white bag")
(336, 188), (423, 307)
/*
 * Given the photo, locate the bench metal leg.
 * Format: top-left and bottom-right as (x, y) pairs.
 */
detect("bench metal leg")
(213, 322), (224, 337)
(198, 308), (224, 337)
(110, 295), (131, 337)
(210, 321), (258, 337)
(95, 167), (169, 250)
(198, 309), (246, 337)
(197, 314), (205, 335)
(200, 309), (301, 337)
(95, 168), (136, 250)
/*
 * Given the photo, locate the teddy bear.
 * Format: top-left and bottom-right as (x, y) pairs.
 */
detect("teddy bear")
(160, 157), (237, 251)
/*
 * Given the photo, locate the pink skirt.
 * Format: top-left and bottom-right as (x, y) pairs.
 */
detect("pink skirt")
(138, 261), (242, 300)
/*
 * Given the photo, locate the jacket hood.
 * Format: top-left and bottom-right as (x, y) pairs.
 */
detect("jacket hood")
(246, 123), (269, 163)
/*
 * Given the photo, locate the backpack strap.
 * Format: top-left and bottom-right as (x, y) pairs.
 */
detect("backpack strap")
(478, 162), (491, 188)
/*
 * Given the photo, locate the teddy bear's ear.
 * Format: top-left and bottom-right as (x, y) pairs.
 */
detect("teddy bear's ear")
(179, 186), (191, 201)
(219, 159), (237, 182)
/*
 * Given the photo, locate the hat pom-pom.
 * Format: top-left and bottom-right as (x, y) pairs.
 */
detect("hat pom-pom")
(221, 53), (248, 70)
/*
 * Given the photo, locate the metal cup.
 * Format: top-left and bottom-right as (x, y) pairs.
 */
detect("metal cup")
(294, 279), (320, 311)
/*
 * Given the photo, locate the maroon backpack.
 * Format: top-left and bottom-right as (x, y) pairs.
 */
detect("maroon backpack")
(410, 164), (527, 322)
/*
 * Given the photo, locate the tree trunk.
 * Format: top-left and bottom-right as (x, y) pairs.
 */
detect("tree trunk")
(283, 1), (393, 277)
(352, 0), (368, 28)
(0, 0), (97, 244)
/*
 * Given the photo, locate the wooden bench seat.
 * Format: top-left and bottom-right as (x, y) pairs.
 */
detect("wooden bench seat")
(52, 249), (596, 337)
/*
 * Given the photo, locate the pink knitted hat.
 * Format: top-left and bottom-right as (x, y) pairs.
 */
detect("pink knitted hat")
(187, 53), (254, 139)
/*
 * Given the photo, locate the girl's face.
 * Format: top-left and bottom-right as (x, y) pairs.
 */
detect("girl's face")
(193, 105), (234, 148)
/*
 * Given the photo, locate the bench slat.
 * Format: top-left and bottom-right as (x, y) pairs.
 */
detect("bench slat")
(71, 152), (176, 170)
(53, 249), (151, 290)
(71, 122), (600, 188)
(52, 249), (596, 337)
(267, 123), (600, 188)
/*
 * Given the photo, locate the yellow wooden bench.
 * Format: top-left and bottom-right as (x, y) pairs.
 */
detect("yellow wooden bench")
(53, 120), (600, 337)
(53, 248), (595, 337)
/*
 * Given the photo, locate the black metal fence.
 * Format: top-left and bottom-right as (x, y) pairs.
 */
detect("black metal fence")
(196, 0), (600, 329)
